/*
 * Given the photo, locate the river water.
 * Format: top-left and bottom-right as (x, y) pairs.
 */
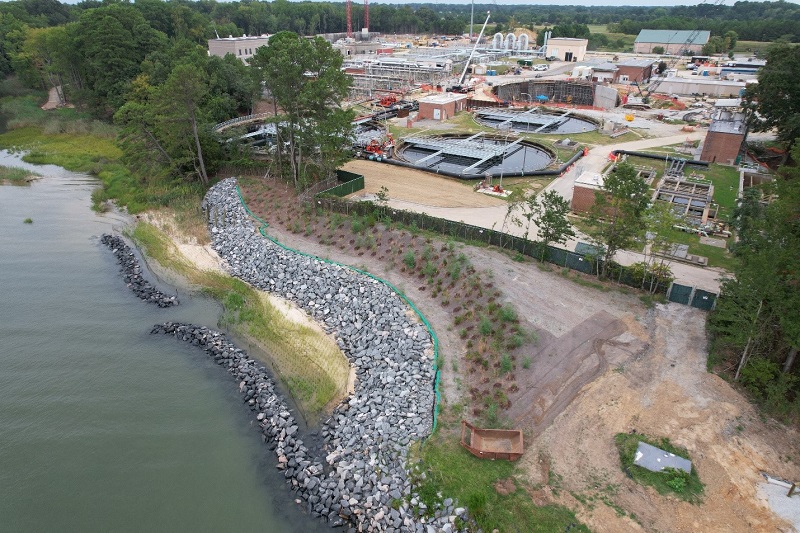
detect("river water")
(0, 152), (321, 532)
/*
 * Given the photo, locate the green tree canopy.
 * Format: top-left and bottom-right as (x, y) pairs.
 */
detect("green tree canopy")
(250, 31), (353, 188)
(586, 162), (649, 278)
(743, 44), (800, 152)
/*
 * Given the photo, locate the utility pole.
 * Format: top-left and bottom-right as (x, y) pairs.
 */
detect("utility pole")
(470, 0), (474, 40)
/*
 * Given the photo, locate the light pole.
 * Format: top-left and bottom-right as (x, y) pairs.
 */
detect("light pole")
(499, 123), (511, 189)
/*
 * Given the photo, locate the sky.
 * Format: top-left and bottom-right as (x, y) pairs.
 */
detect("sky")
(43, 0), (800, 7)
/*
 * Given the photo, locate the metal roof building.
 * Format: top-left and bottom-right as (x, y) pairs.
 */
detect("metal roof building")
(634, 29), (711, 55)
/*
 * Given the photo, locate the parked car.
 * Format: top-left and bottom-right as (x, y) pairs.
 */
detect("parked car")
(533, 64), (549, 71)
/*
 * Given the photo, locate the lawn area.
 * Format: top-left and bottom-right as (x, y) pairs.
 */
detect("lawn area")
(615, 432), (704, 504)
(732, 40), (773, 56)
(410, 426), (589, 533)
(663, 226), (738, 271)
(568, 214), (738, 272)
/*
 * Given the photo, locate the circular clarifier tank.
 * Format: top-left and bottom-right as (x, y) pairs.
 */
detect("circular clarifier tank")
(474, 108), (598, 134)
(397, 134), (554, 177)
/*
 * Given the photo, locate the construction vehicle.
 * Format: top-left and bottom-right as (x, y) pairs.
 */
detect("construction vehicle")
(356, 133), (395, 161)
(447, 11), (490, 93)
(377, 95), (398, 108)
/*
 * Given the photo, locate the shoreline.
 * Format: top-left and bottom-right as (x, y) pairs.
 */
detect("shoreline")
(201, 178), (457, 531)
(106, 181), (456, 530)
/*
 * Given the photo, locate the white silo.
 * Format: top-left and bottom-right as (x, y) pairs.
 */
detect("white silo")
(504, 33), (516, 50)
(492, 33), (504, 50)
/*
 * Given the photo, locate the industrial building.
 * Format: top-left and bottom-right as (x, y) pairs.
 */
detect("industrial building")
(615, 59), (655, 84)
(633, 29), (711, 55)
(417, 93), (470, 121)
(545, 38), (588, 62)
(700, 99), (747, 165)
(649, 77), (746, 97)
(207, 34), (271, 62)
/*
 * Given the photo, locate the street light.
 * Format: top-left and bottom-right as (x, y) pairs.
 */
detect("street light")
(498, 123), (512, 188)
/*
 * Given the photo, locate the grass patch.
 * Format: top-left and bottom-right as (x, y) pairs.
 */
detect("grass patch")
(410, 433), (589, 532)
(0, 95), (203, 214)
(131, 222), (351, 419)
(615, 432), (704, 503)
(661, 226), (738, 271)
(0, 165), (37, 184)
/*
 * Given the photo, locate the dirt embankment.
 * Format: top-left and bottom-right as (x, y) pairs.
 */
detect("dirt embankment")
(223, 175), (800, 532)
(523, 304), (800, 533)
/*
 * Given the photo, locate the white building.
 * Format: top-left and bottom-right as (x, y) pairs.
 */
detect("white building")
(208, 34), (271, 63)
(545, 38), (588, 62)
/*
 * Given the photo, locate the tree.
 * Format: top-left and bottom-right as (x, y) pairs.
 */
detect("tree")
(151, 63), (212, 185)
(585, 162), (649, 278)
(723, 30), (738, 51)
(640, 201), (680, 293)
(250, 31), (353, 188)
(743, 44), (800, 153)
(710, 143), (800, 403)
(530, 190), (575, 261)
(652, 46), (665, 55)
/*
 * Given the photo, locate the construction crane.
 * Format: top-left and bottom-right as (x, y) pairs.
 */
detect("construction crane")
(640, 0), (726, 103)
(449, 11), (491, 93)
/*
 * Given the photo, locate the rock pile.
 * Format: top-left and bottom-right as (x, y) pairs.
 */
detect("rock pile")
(199, 178), (456, 531)
(100, 233), (179, 307)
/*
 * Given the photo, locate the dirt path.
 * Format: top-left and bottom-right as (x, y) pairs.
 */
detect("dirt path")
(347, 157), (723, 292)
(341, 159), (505, 208)
(40, 86), (65, 110)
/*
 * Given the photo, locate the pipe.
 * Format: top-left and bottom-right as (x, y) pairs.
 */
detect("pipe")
(611, 150), (710, 167)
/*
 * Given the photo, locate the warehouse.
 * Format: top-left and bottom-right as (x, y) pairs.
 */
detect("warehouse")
(633, 29), (711, 55)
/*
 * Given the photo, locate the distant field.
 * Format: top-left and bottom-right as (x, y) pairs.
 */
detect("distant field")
(587, 24), (607, 33)
(733, 40), (773, 55)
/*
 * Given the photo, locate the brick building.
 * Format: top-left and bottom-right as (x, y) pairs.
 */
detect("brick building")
(615, 59), (655, 84)
(700, 100), (746, 165)
(571, 171), (605, 213)
(417, 93), (470, 121)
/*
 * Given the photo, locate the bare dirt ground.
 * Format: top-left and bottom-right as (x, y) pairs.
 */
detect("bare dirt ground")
(521, 303), (800, 533)
(341, 159), (505, 208)
(230, 176), (800, 532)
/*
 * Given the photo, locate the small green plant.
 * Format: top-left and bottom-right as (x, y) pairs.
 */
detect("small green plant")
(500, 353), (513, 374)
(376, 185), (389, 203)
(664, 468), (689, 493)
(403, 250), (416, 269)
(522, 356), (532, 369)
(498, 304), (518, 323)
(351, 217), (365, 234)
(506, 333), (525, 350)
(423, 260), (437, 280)
(479, 316), (493, 336)
(23, 217), (33, 224)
